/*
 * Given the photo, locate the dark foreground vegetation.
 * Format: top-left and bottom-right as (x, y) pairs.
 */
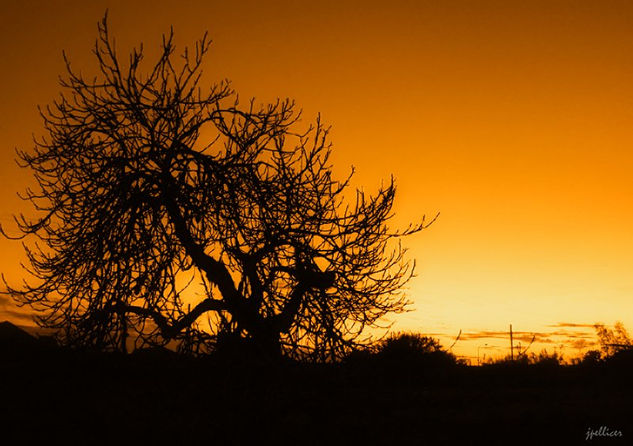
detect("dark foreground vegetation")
(1, 15), (629, 444)
(1, 323), (631, 445)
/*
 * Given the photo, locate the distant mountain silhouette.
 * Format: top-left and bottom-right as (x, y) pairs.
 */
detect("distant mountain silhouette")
(0, 320), (36, 342)
(0, 320), (54, 357)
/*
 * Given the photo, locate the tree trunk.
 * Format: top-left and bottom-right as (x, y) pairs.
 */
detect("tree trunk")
(246, 325), (282, 361)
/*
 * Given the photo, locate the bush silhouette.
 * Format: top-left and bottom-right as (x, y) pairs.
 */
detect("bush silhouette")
(578, 349), (602, 366)
(484, 349), (564, 367)
(605, 348), (633, 369)
(529, 350), (564, 367)
(594, 321), (632, 358)
(374, 332), (459, 367)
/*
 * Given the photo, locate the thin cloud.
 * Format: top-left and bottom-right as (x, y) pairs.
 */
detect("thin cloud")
(546, 329), (595, 339)
(454, 327), (600, 352)
(0, 308), (34, 323)
(458, 330), (507, 340)
(569, 339), (598, 350)
(546, 322), (596, 328)
(459, 330), (543, 341)
(420, 332), (452, 338)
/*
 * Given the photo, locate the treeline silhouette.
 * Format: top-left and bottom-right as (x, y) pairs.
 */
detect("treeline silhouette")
(1, 321), (631, 444)
(1, 14), (629, 443)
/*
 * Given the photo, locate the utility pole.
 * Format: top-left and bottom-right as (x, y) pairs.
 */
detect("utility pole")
(510, 324), (514, 361)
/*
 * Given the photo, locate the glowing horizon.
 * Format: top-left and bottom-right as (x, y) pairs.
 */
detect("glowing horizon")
(2, 1), (633, 361)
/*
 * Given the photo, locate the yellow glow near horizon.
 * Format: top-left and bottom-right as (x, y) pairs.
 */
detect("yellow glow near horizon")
(1, 1), (633, 361)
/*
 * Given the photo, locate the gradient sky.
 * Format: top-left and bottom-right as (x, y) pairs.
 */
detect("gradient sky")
(1, 0), (632, 361)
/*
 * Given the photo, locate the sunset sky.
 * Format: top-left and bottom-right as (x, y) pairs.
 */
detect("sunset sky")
(1, 0), (632, 361)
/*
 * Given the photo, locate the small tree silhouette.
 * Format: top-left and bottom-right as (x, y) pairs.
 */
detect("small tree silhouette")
(1, 15), (433, 361)
(379, 332), (444, 356)
(375, 332), (459, 366)
(578, 349), (602, 365)
(594, 321), (632, 357)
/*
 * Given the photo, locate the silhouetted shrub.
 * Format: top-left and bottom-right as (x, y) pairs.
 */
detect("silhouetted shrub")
(578, 349), (603, 366)
(605, 348), (633, 368)
(594, 321), (632, 358)
(484, 350), (564, 367)
(530, 350), (564, 367)
(379, 332), (441, 354)
(374, 332), (459, 367)
(483, 354), (529, 367)
(342, 345), (375, 363)
(0, 321), (58, 359)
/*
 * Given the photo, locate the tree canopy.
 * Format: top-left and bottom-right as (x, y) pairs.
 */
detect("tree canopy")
(2, 15), (434, 361)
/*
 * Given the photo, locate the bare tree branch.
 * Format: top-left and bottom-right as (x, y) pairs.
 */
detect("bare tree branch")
(1, 14), (434, 361)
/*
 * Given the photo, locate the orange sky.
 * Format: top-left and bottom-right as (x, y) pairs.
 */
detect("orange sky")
(1, 0), (632, 361)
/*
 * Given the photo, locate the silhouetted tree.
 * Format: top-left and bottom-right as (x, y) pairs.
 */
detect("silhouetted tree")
(594, 321), (632, 357)
(1, 15), (432, 361)
(578, 349), (602, 365)
(375, 332), (459, 366)
(378, 332), (444, 356)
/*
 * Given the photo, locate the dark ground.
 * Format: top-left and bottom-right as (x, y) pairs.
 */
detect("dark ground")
(1, 346), (631, 446)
